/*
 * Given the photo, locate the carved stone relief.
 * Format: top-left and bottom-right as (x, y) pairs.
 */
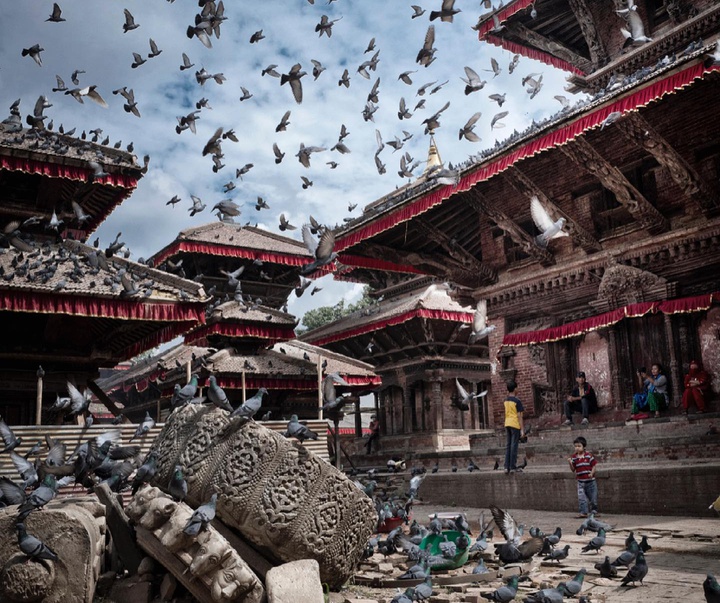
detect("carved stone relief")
(597, 262), (668, 307)
(148, 404), (376, 589)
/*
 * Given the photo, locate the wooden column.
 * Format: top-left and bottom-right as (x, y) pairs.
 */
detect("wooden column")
(664, 313), (682, 407)
(35, 367), (44, 426)
(607, 326), (625, 409)
(426, 369), (444, 433)
(354, 397), (362, 437)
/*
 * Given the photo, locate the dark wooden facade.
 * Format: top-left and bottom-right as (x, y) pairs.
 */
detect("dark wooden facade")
(316, 1), (720, 444)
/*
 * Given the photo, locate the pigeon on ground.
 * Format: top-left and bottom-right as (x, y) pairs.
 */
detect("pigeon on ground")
(594, 555), (618, 578)
(523, 587), (564, 603)
(620, 551), (648, 586)
(704, 574), (720, 603)
(543, 544), (570, 563)
(639, 534), (652, 553)
(183, 493), (218, 536)
(130, 412), (155, 442)
(284, 415), (318, 443)
(168, 465), (187, 502)
(207, 375), (233, 412)
(611, 540), (639, 568)
(391, 588), (415, 603)
(230, 388), (267, 420)
(413, 575), (433, 601)
(558, 568), (587, 597)
(582, 528), (606, 553)
(17, 523), (58, 561)
(481, 575), (519, 602)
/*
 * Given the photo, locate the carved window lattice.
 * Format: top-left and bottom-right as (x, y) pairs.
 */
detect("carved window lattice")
(528, 344), (546, 368)
(533, 383), (558, 415)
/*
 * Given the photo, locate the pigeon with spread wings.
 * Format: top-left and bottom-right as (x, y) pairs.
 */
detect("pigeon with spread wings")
(300, 223), (337, 275)
(530, 196), (568, 248)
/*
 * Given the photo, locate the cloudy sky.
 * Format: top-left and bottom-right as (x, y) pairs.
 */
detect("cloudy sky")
(0, 1), (582, 322)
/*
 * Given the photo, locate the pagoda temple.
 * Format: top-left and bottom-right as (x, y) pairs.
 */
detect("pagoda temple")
(0, 123), (208, 424)
(306, 0), (720, 450)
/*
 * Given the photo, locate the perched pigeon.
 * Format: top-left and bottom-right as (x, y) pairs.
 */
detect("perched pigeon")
(183, 493), (218, 536)
(230, 387), (267, 420)
(17, 474), (58, 520)
(171, 375), (199, 408)
(168, 465), (187, 502)
(284, 415), (318, 443)
(321, 372), (351, 411)
(131, 452), (158, 495)
(543, 543), (570, 563)
(17, 523), (58, 561)
(207, 375), (233, 412)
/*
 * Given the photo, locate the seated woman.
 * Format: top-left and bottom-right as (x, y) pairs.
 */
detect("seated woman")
(682, 359), (710, 414)
(630, 364), (668, 418)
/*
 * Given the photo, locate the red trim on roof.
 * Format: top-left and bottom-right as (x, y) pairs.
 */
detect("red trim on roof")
(306, 308), (474, 346)
(124, 321), (205, 359)
(474, 0), (534, 38)
(485, 34), (585, 75)
(0, 155), (138, 188)
(502, 293), (717, 347)
(335, 62), (716, 253)
(184, 322), (297, 346)
(152, 240), (314, 269)
(338, 253), (425, 274)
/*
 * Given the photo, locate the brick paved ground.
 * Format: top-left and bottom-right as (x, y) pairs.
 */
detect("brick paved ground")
(331, 500), (720, 603)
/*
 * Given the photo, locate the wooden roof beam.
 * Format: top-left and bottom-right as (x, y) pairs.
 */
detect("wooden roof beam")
(560, 136), (669, 235)
(567, 0), (609, 69)
(420, 318), (438, 355)
(505, 166), (602, 253)
(506, 22), (593, 74)
(375, 330), (411, 361)
(441, 322), (464, 354)
(465, 188), (555, 266)
(619, 112), (720, 216)
(414, 218), (497, 284)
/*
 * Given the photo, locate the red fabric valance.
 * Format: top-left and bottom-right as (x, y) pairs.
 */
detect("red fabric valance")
(335, 62), (716, 254)
(485, 34), (585, 75)
(502, 293), (718, 347)
(0, 289), (206, 323)
(124, 320), (204, 359)
(337, 253), (425, 275)
(152, 241), (313, 269)
(474, 0), (533, 38)
(307, 308), (474, 346)
(184, 321), (297, 345)
(0, 155), (138, 189)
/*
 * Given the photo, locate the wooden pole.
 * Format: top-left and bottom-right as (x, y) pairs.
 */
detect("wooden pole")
(186, 359), (191, 384)
(35, 369), (43, 426)
(157, 398), (161, 423)
(317, 354), (323, 420)
(241, 370), (246, 403)
(333, 416), (341, 469)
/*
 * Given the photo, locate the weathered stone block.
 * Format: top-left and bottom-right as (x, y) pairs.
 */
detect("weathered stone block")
(149, 405), (377, 588)
(108, 576), (153, 603)
(0, 498), (105, 603)
(265, 559), (324, 603)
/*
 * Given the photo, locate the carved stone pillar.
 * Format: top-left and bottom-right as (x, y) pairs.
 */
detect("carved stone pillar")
(150, 405), (377, 589)
(400, 375), (413, 434)
(426, 369), (444, 432)
(664, 313), (682, 407)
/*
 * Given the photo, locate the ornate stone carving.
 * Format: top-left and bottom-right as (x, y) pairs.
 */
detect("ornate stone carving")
(528, 344), (546, 368)
(561, 137), (669, 234)
(597, 262), (668, 307)
(505, 167), (601, 253)
(127, 485), (264, 603)
(148, 405), (376, 589)
(619, 112), (720, 214)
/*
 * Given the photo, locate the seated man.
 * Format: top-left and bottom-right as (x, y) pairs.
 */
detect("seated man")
(563, 371), (598, 426)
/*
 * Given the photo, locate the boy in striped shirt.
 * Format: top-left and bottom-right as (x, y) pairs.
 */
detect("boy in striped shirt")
(568, 436), (598, 518)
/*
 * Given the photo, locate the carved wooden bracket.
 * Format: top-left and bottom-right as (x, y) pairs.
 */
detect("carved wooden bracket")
(415, 218), (497, 284)
(504, 167), (602, 253)
(506, 22), (593, 74)
(595, 261), (669, 309)
(441, 322), (464, 354)
(567, 0), (609, 68)
(465, 188), (555, 266)
(619, 112), (720, 215)
(560, 136), (669, 235)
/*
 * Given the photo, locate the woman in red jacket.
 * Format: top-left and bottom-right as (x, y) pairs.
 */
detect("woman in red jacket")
(682, 359), (710, 414)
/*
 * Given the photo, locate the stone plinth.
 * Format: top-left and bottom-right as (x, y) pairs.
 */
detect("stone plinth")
(0, 498), (105, 603)
(265, 559), (324, 603)
(149, 404), (377, 589)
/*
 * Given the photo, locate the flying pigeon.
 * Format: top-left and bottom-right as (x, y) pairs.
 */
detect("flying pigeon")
(530, 196), (568, 247)
(453, 379), (486, 411)
(130, 412), (155, 441)
(468, 299), (496, 343)
(280, 63), (306, 104)
(300, 223), (337, 275)
(0, 417), (22, 453)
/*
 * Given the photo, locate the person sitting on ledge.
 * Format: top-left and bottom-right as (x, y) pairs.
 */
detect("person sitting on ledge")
(682, 359), (710, 415)
(563, 371), (598, 426)
(631, 363), (668, 419)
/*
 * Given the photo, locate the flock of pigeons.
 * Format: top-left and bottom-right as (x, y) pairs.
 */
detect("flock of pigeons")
(352, 464), (720, 602)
